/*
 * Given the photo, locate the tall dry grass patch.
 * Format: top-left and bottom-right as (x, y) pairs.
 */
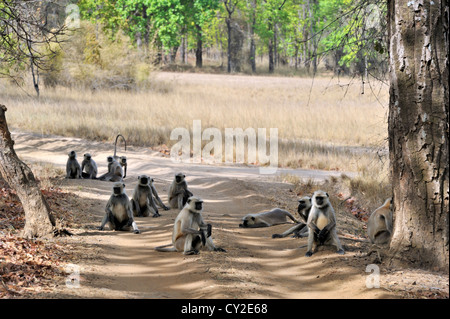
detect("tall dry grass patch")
(2, 72), (388, 176)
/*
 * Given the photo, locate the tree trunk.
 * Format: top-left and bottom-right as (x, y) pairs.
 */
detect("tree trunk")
(0, 105), (56, 239)
(268, 37), (274, 73)
(249, 8), (256, 73)
(195, 24), (203, 68)
(387, 0), (449, 272)
(226, 18), (232, 73)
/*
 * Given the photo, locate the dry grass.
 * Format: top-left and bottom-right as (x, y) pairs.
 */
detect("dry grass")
(2, 72), (388, 175)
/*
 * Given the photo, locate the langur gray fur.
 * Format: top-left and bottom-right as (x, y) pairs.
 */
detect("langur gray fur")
(305, 190), (344, 257)
(81, 153), (98, 179)
(239, 208), (299, 228)
(168, 172), (193, 209)
(98, 156), (123, 182)
(66, 150), (82, 179)
(131, 175), (160, 218)
(149, 177), (170, 211)
(272, 196), (312, 238)
(98, 182), (139, 234)
(367, 198), (393, 245)
(155, 197), (226, 254)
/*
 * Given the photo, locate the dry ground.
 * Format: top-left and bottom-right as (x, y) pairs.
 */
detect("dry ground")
(7, 131), (448, 300)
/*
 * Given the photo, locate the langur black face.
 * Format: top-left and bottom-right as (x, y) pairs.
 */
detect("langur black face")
(85, 154), (91, 160)
(121, 157), (127, 165)
(298, 200), (307, 213)
(113, 184), (124, 196)
(139, 176), (148, 185)
(315, 196), (324, 206)
(107, 156), (113, 163)
(69, 151), (76, 159)
(175, 174), (184, 183)
(195, 201), (203, 211)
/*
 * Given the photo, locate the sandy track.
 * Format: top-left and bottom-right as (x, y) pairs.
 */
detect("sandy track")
(11, 130), (398, 299)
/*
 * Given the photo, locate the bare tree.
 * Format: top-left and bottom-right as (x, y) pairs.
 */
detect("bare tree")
(1, 0), (67, 239)
(387, 0), (449, 272)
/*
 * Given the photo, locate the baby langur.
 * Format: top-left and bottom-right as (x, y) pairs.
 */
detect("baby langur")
(98, 182), (140, 234)
(131, 175), (161, 218)
(272, 196), (312, 238)
(239, 208), (299, 228)
(66, 150), (82, 179)
(98, 156), (123, 182)
(118, 156), (127, 179)
(81, 153), (98, 179)
(155, 197), (226, 255)
(168, 172), (193, 209)
(367, 198), (393, 245)
(305, 190), (344, 257)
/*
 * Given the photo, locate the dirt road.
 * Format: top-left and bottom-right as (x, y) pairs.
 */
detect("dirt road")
(12, 130), (399, 299)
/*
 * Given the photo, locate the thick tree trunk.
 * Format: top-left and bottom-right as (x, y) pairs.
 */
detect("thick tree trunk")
(0, 105), (56, 239)
(387, 0), (449, 272)
(226, 18), (232, 73)
(195, 24), (203, 68)
(268, 37), (274, 73)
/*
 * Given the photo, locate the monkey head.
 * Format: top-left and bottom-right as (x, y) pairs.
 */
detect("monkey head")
(187, 196), (203, 212)
(112, 182), (125, 196)
(298, 196), (312, 213)
(107, 156), (113, 163)
(120, 156), (127, 165)
(312, 190), (330, 208)
(68, 150), (77, 159)
(84, 153), (92, 160)
(175, 173), (185, 183)
(138, 175), (149, 186)
(239, 214), (256, 228)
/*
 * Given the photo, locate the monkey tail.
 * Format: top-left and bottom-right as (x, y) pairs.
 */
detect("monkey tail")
(114, 134), (127, 157)
(154, 243), (177, 252)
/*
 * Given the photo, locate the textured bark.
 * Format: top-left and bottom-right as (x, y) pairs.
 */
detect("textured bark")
(387, 0), (449, 271)
(0, 105), (55, 239)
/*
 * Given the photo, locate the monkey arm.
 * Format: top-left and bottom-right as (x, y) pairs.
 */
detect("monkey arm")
(307, 220), (321, 235)
(65, 162), (71, 178)
(151, 184), (170, 210)
(99, 204), (113, 230)
(147, 191), (160, 217)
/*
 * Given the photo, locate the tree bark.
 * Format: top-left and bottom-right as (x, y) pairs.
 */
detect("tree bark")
(0, 105), (56, 239)
(387, 0), (449, 272)
(195, 24), (203, 68)
(226, 17), (232, 73)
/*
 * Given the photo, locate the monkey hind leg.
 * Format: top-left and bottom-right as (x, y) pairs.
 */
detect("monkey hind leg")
(183, 234), (201, 255)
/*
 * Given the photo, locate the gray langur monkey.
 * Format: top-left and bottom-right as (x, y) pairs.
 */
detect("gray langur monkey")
(98, 156), (123, 182)
(81, 153), (98, 179)
(131, 175), (161, 218)
(168, 172), (193, 209)
(155, 197), (226, 255)
(272, 196), (312, 238)
(239, 208), (299, 228)
(367, 198), (393, 245)
(98, 182), (140, 234)
(305, 190), (344, 257)
(66, 150), (82, 179)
